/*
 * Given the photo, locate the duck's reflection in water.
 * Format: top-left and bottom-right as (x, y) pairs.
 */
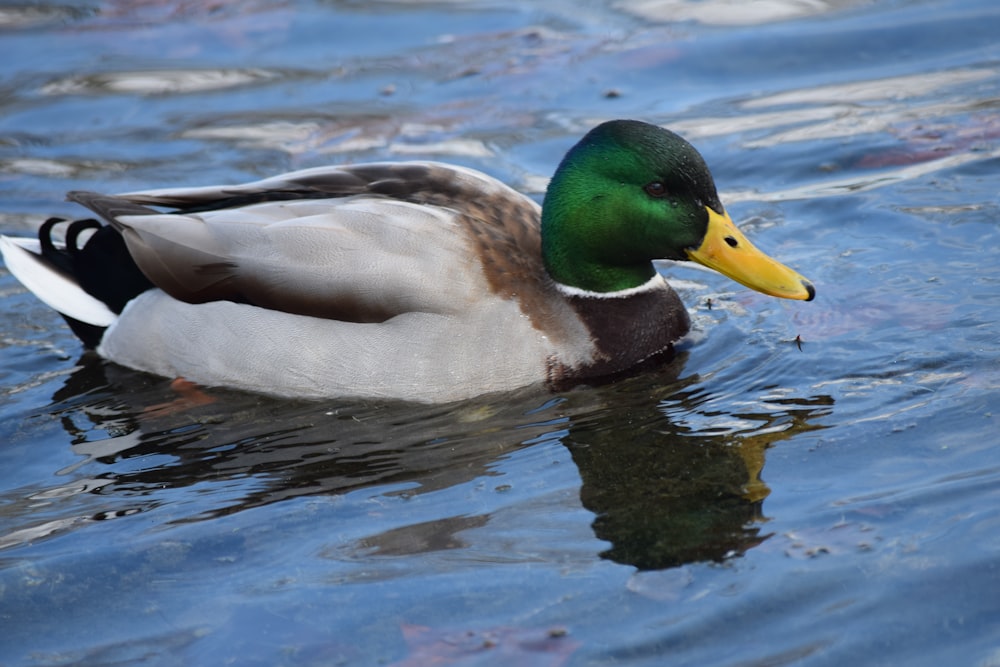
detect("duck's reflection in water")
(43, 354), (831, 570)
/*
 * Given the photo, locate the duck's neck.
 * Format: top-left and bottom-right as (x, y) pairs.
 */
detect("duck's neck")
(552, 272), (665, 298)
(541, 206), (657, 294)
(544, 250), (657, 294)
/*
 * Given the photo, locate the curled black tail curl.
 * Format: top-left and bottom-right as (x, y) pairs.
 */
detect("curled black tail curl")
(37, 218), (154, 348)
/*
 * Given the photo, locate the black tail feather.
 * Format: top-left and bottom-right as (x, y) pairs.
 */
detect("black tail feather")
(37, 218), (155, 347)
(59, 315), (108, 350)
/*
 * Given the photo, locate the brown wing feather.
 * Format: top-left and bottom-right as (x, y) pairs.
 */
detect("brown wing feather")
(67, 191), (160, 228)
(62, 163), (556, 326)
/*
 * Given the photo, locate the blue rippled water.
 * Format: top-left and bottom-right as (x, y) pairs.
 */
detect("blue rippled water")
(2, 1), (999, 665)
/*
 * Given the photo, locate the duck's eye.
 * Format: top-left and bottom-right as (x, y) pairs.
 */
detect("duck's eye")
(644, 181), (668, 198)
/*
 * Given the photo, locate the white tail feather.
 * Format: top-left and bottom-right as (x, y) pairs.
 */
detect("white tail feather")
(1, 235), (117, 327)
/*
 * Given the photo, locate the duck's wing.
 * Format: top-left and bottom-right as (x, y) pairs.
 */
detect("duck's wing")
(68, 162), (542, 323)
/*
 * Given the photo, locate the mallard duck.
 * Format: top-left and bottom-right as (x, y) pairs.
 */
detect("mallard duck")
(1, 120), (813, 402)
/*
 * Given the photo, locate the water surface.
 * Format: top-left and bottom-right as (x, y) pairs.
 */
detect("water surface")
(2, 1), (999, 665)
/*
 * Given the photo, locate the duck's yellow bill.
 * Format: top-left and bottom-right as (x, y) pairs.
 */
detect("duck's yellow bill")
(686, 208), (815, 301)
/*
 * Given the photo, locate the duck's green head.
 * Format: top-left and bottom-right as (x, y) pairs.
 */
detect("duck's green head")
(541, 119), (814, 300)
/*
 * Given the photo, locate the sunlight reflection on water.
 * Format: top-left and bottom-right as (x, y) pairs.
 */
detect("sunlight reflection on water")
(1, 0), (999, 665)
